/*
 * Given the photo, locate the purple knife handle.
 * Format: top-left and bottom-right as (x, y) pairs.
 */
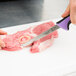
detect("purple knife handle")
(56, 15), (71, 30)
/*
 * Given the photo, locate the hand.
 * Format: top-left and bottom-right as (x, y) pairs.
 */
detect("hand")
(0, 30), (7, 49)
(62, 0), (76, 24)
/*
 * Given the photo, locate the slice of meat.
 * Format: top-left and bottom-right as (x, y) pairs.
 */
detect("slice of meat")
(30, 36), (54, 53)
(0, 21), (58, 53)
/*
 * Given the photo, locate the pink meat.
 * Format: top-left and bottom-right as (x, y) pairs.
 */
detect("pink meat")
(0, 21), (58, 53)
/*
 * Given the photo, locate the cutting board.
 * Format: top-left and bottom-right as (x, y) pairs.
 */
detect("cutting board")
(0, 19), (76, 76)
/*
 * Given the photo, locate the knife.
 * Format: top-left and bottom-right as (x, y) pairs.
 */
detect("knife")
(21, 15), (71, 47)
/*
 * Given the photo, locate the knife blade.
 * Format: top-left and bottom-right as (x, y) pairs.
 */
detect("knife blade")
(21, 25), (59, 47)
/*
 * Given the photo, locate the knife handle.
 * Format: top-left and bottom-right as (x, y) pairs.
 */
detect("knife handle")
(56, 15), (71, 30)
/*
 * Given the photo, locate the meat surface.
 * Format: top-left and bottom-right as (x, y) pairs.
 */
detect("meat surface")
(0, 21), (58, 53)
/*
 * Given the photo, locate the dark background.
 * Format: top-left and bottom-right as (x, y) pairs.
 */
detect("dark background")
(0, 0), (44, 28)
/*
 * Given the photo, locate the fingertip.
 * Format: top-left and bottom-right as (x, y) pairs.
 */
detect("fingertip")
(61, 6), (70, 18)
(0, 47), (1, 50)
(61, 12), (70, 18)
(4, 32), (7, 35)
(0, 40), (5, 48)
(61, 10), (68, 17)
(0, 30), (7, 35)
(61, 13), (67, 18)
(61, 14), (65, 18)
(2, 31), (7, 35)
(2, 43), (5, 48)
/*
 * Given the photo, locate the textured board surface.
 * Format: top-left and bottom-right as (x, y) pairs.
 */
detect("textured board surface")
(0, 19), (76, 76)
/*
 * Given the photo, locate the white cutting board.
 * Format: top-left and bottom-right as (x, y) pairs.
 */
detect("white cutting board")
(0, 19), (76, 76)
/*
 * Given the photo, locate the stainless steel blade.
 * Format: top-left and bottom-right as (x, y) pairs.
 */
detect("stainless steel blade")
(21, 25), (60, 47)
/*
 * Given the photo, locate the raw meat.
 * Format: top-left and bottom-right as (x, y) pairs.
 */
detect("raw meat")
(0, 21), (58, 53)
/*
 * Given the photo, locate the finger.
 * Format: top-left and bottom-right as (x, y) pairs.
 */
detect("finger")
(70, 0), (76, 24)
(0, 30), (7, 35)
(0, 40), (5, 48)
(62, 4), (70, 18)
(0, 47), (1, 50)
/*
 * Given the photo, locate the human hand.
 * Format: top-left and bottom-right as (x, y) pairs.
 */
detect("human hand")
(0, 30), (7, 49)
(62, 0), (76, 24)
